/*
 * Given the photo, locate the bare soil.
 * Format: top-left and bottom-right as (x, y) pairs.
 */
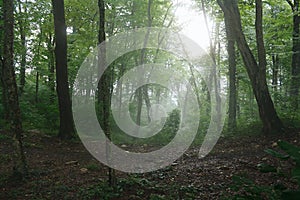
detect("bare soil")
(0, 129), (299, 199)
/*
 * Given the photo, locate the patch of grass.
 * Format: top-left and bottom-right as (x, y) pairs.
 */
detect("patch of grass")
(0, 173), (9, 188)
(24, 142), (43, 149)
(219, 119), (263, 140)
(117, 175), (199, 199)
(226, 175), (281, 200)
(6, 189), (24, 199)
(0, 134), (11, 141)
(149, 194), (166, 200)
(51, 184), (71, 195)
(0, 154), (11, 164)
(85, 163), (101, 171)
(225, 141), (300, 200)
(77, 180), (121, 200)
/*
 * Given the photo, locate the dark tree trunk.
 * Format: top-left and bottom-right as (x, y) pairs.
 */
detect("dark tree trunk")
(236, 74), (240, 118)
(255, 0), (267, 79)
(2, 0), (27, 175)
(97, 0), (116, 187)
(143, 85), (151, 123)
(272, 54), (279, 104)
(286, 0), (300, 110)
(224, 9), (237, 132)
(34, 27), (43, 104)
(52, 0), (75, 139)
(218, 0), (284, 134)
(17, 0), (26, 95)
(136, 88), (143, 125)
(0, 62), (9, 121)
(47, 32), (55, 102)
(0, 12), (9, 121)
(272, 55), (279, 92)
(201, 0), (222, 128)
(117, 63), (125, 118)
(35, 71), (39, 103)
(189, 65), (202, 115)
(135, 0), (153, 126)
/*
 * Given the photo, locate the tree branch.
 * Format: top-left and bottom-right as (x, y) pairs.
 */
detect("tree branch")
(217, 0), (225, 11)
(286, 0), (294, 9)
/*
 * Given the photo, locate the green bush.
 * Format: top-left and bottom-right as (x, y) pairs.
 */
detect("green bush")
(110, 108), (181, 146)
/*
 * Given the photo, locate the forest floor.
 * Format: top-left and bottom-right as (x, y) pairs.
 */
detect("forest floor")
(0, 129), (299, 200)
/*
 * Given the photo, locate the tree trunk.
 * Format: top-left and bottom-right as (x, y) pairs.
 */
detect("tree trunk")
(236, 74), (240, 118)
(97, 0), (116, 187)
(143, 85), (151, 123)
(0, 1), (9, 121)
(35, 71), (39, 103)
(201, 0), (222, 129)
(135, 0), (153, 126)
(218, 0), (284, 134)
(136, 87), (143, 125)
(189, 65), (202, 113)
(255, 0), (267, 80)
(272, 54), (279, 104)
(34, 27), (43, 104)
(52, 0), (75, 139)
(117, 63), (125, 118)
(224, 11), (237, 132)
(2, 0), (27, 175)
(0, 62), (9, 121)
(286, 0), (300, 110)
(47, 32), (55, 103)
(17, 0), (26, 95)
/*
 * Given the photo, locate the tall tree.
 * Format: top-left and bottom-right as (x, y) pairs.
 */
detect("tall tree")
(97, 0), (116, 186)
(16, 0), (27, 94)
(136, 0), (153, 126)
(200, 0), (222, 131)
(217, 0), (284, 134)
(286, 0), (300, 110)
(47, 31), (56, 102)
(52, 0), (75, 139)
(2, 0), (27, 174)
(0, 0), (9, 121)
(224, 6), (237, 132)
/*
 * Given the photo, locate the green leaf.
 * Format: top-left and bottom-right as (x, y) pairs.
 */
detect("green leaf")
(264, 149), (290, 160)
(257, 163), (277, 173)
(291, 167), (300, 186)
(278, 141), (300, 162)
(232, 175), (253, 185)
(281, 190), (300, 200)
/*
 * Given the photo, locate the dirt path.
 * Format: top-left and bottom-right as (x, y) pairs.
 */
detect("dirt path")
(0, 130), (299, 199)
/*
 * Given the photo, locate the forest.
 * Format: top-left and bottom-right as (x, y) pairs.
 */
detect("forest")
(1, 0), (300, 199)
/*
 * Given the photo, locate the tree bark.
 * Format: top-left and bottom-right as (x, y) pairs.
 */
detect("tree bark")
(97, 0), (116, 187)
(255, 0), (267, 79)
(2, 0), (27, 175)
(143, 85), (151, 123)
(272, 54), (279, 104)
(0, 55), (9, 120)
(201, 0), (222, 129)
(286, 0), (300, 110)
(35, 71), (39, 103)
(34, 27), (43, 104)
(17, 0), (26, 95)
(47, 32), (55, 103)
(224, 9), (237, 132)
(136, 0), (153, 126)
(218, 0), (284, 134)
(52, 0), (75, 139)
